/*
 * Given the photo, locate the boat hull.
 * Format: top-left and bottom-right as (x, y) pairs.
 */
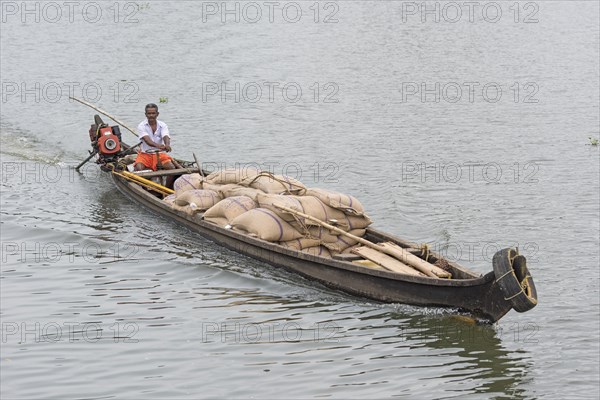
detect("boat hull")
(112, 174), (516, 322)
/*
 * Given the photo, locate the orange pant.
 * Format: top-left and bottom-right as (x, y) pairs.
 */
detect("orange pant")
(135, 152), (173, 171)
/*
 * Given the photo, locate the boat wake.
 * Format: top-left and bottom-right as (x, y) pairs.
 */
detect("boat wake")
(0, 122), (83, 165)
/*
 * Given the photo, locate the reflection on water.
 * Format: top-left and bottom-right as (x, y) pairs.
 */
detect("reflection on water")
(380, 314), (532, 399)
(85, 189), (127, 233)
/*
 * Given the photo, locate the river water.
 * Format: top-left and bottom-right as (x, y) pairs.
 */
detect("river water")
(1, 1), (598, 399)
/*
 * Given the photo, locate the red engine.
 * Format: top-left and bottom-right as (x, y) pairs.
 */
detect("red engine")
(87, 115), (124, 168)
(96, 126), (121, 155)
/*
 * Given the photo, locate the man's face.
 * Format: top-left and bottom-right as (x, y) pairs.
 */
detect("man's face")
(145, 108), (159, 122)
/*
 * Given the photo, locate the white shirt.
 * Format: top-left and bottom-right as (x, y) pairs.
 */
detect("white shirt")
(137, 119), (170, 153)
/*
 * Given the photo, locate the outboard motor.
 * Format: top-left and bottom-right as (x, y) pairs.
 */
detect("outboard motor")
(97, 125), (121, 155)
(89, 115), (123, 165)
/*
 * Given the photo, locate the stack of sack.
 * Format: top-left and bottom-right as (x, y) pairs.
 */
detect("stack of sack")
(164, 167), (372, 258)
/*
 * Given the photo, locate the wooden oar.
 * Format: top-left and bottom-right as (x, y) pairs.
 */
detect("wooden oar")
(69, 96), (139, 139)
(273, 203), (451, 278)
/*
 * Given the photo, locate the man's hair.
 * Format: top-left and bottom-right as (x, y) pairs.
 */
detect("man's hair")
(145, 103), (159, 112)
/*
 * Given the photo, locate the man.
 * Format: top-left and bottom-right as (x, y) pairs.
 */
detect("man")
(134, 103), (176, 172)
(133, 103), (177, 190)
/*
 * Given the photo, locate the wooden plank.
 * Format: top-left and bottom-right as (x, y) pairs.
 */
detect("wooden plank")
(379, 242), (451, 278)
(352, 246), (425, 276)
(273, 203), (440, 278)
(352, 259), (387, 270)
(333, 253), (362, 262)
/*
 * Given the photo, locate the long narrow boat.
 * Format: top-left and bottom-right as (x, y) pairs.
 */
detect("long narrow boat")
(80, 114), (538, 323)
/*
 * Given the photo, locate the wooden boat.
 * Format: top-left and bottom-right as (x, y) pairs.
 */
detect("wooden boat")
(79, 113), (538, 323)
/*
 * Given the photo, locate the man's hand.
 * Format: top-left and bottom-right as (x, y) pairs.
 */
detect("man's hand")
(163, 137), (172, 153)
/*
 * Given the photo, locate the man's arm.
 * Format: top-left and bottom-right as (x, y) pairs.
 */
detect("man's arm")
(163, 135), (172, 152)
(161, 122), (172, 152)
(141, 135), (166, 150)
(137, 123), (163, 150)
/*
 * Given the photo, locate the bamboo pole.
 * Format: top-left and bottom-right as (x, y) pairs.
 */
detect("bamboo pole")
(377, 242), (451, 278)
(352, 246), (424, 276)
(193, 153), (205, 177)
(69, 96), (139, 139)
(273, 203), (451, 278)
(111, 171), (170, 195)
(112, 169), (174, 195)
(120, 170), (175, 194)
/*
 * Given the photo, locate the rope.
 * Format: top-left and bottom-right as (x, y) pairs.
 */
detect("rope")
(420, 243), (430, 262)
(496, 252), (533, 301)
(495, 269), (514, 283)
(504, 287), (525, 301)
(243, 172), (306, 195)
(521, 274), (533, 297)
(509, 248), (519, 264)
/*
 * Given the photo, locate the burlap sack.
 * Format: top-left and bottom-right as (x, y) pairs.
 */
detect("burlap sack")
(306, 214), (372, 231)
(204, 196), (257, 222)
(170, 203), (196, 216)
(322, 229), (367, 253)
(220, 185), (265, 201)
(163, 193), (177, 205)
(305, 188), (365, 216)
(307, 226), (340, 243)
(174, 173), (204, 194)
(206, 166), (261, 185)
(201, 182), (225, 193)
(202, 183), (248, 198)
(174, 189), (221, 210)
(278, 238), (322, 251)
(256, 193), (304, 224)
(294, 196), (347, 226)
(301, 246), (332, 258)
(203, 216), (230, 227)
(241, 173), (306, 195)
(231, 208), (303, 242)
(340, 214), (372, 230)
(342, 244), (361, 254)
